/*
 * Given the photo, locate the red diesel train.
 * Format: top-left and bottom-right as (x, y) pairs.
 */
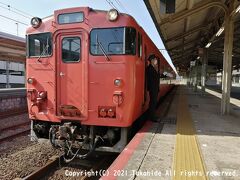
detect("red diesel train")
(26, 7), (175, 161)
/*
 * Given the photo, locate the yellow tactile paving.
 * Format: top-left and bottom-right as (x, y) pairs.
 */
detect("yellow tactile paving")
(173, 89), (208, 180)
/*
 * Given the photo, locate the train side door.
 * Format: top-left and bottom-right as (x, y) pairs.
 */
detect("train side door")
(56, 31), (88, 119)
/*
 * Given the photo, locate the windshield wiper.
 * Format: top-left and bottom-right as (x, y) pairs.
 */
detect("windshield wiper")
(37, 37), (50, 62)
(96, 35), (110, 61)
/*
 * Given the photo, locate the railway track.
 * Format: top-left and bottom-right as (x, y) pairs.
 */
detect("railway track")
(0, 121), (30, 132)
(0, 123), (30, 144)
(0, 129), (30, 144)
(0, 108), (28, 120)
(0, 121), (30, 144)
(23, 155), (64, 180)
(23, 154), (116, 180)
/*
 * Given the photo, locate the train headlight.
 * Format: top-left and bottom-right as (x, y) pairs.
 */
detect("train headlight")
(107, 9), (119, 21)
(31, 17), (42, 28)
(27, 78), (35, 84)
(114, 79), (122, 87)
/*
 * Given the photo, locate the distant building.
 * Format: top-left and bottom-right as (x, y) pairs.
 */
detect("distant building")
(0, 31), (25, 88)
(0, 60), (25, 88)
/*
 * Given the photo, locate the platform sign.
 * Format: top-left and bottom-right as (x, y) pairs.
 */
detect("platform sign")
(160, 0), (176, 14)
(190, 61), (196, 67)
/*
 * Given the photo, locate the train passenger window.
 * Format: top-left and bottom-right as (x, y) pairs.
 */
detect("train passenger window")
(28, 32), (52, 57)
(58, 12), (84, 24)
(90, 27), (136, 55)
(138, 32), (142, 58)
(62, 37), (81, 63)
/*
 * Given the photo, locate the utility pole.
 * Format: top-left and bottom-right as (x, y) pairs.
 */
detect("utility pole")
(15, 22), (19, 36)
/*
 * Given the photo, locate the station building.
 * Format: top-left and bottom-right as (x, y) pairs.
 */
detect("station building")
(0, 31), (25, 88)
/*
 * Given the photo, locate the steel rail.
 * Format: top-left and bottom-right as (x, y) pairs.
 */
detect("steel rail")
(23, 155), (64, 180)
(0, 108), (28, 120)
(0, 121), (30, 132)
(0, 129), (30, 144)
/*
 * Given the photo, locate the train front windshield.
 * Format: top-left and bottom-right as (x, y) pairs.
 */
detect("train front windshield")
(27, 32), (52, 57)
(90, 27), (136, 55)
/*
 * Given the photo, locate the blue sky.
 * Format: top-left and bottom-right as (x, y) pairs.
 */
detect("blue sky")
(0, 0), (175, 70)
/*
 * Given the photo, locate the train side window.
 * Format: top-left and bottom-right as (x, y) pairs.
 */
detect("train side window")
(138, 32), (142, 58)
(62, 37), (81, 63)
(34, 39), (41, 56)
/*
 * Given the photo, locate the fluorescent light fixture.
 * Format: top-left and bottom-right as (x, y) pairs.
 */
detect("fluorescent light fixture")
(205, 42), (212, 48)
(216, 27), (224, 37)
(236, 5), (240, 13)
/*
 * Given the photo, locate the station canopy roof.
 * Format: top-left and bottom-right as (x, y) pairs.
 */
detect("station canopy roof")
(144, 0), (240, 73)
(0, 31), (25, 62)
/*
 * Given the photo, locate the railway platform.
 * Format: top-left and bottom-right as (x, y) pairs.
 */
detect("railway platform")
(0, 88), (27, 118)
(102, 85), (240, 180)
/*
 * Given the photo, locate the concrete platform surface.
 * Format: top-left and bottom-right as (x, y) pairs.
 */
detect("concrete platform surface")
(102, 86), (240, 180)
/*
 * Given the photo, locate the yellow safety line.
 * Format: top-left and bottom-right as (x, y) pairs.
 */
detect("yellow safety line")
(173, 89), (208, 180)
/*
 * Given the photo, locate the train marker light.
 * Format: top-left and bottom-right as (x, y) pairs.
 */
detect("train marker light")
(107, 9), (119, 21)
(31, 17), (42, 28)
(27, 78), (35, 84)
(114, 79), (122, 87)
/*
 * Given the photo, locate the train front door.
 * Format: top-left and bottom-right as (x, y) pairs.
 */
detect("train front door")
(56, 31), (88, 119)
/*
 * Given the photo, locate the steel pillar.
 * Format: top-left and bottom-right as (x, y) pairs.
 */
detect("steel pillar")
(221, 16), (234, 115)
(201, 49), (208, 93)
(187, 71), (191, 87)
(190, 70), (194, 87)
(189, 68), (193, 87)
(193, 61), (199, 92)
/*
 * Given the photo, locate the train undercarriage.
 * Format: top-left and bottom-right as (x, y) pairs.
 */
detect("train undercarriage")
(31, 120), (129, 162)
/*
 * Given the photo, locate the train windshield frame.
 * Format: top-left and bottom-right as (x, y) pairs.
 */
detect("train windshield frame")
(90, 27), (136, 56)
(27, 32), (52, 57)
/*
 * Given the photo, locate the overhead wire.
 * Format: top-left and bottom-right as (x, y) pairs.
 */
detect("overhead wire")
(0, 5), (31, 19)
(109, 0), (119, 11)
(0, 14), (28, 26)
(0, 1), (33, 18)
(0, 1), (31, 34)
(105, 0), (120, 12)
(114, 0), (129, 13)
